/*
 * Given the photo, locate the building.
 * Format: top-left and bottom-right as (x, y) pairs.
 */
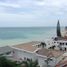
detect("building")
(46, 21), (67, 51)
(11, 41), (64, 67)
(0, 46), (13, 56)
(56, 53), (67, 67)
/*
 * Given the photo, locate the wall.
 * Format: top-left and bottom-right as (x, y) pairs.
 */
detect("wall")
(13, 48), (47, 67)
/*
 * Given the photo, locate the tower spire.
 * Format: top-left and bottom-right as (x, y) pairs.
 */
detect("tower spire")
(57, 20), (61, 37)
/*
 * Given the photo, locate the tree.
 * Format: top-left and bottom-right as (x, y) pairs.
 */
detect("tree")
(21, 58), (40, 67)
(0, 56), (21, 67)
(57, 20), (61, 37)
(0, 56), (40, 67)
(51, 45), (56, 50)
(48, 45), (56, 50)
(40, 42), (46, 48)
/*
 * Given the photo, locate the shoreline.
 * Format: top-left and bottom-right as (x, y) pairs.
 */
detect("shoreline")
(0, 38), (51, 47)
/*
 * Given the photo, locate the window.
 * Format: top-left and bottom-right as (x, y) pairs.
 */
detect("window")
(66, 43), (67, 45)
(59, 42), (64, 45)
(60, 43), (62, 45)
(54, 42), (56, 43)
(62, 43), (64, 45)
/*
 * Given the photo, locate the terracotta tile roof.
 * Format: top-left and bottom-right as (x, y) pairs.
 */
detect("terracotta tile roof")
(56, 56), (67, 67)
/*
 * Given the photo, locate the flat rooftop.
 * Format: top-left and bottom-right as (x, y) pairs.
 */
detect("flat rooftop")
(36, 48), (64, 58)
(13, 41), (64, 58)
(0, 46), (13, 55)
(13, 41), (40, 52)
(54, 37), (67, 41)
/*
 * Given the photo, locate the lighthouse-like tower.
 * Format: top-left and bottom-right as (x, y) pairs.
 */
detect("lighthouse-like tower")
(57, 20), (61, 37)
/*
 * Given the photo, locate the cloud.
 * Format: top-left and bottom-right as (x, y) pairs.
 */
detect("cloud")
(34, 0), (67, 16)
(0, 0), (67, 15)
(0, 2), (20, 8)
(0, 0), (67, 26)
(35, 0), (66, 7)
(0, 0), (34, 14)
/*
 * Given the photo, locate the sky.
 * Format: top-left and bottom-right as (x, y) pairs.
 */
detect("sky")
(0, 0), (67, 27)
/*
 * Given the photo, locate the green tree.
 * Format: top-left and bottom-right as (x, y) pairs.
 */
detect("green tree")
(0, 56), (40, 67)
(57, 20), (61, 37)
(21, 59), (40, 67)
(40, 42), (46, 48)
(0, 56), (21, 67)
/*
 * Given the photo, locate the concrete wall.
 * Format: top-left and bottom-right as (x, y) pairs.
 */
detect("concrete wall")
(13, 48), (47, 67)
(13, 49), (37, 60)
(37, 56), (46, 67)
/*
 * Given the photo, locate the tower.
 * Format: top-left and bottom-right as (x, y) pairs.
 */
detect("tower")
(57, 20), (61, 37)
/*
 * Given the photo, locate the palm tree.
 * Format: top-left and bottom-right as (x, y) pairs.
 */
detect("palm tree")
(0, 56), (40, 67)
(44, 57), (53, 67)
(21, 58), (40, 67)
(51, 45), (56, 50)
(57, 20), (61, 37)
(40, 42), (46, 48)
(48, 45), (56, 50)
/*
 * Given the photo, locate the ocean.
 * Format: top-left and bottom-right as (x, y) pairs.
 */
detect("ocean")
(0, 27), (57, 47)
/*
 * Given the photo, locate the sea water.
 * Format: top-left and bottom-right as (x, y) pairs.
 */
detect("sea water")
(0, 27), (56, 47)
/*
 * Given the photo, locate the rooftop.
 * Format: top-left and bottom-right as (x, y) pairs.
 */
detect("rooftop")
(36, 49), (64, 58)
(13, 41), (40, 52)
(0, 46), (13, 55)
(56, 56), (67, 67)
(54, 37), (67, 41)
(13, 41), (64, 58)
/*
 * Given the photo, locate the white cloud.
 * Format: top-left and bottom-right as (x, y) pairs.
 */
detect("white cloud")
(0, 0), (67, 26)
(0, 2), (20, 8)
(34, 0), (67, 9)
(33, 0), (67, 16)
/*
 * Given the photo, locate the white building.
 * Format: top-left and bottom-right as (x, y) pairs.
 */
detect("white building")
(10, 41), (64, 67)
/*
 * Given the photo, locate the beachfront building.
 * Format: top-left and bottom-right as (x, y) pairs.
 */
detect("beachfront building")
(11, 41), (47, 67)
(0, 46), (13, 56)
(46, 21), (67, 51)
(7, 21), (67, 67)
(0, 42), (67, 67)
(10, 41), (65, 67)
